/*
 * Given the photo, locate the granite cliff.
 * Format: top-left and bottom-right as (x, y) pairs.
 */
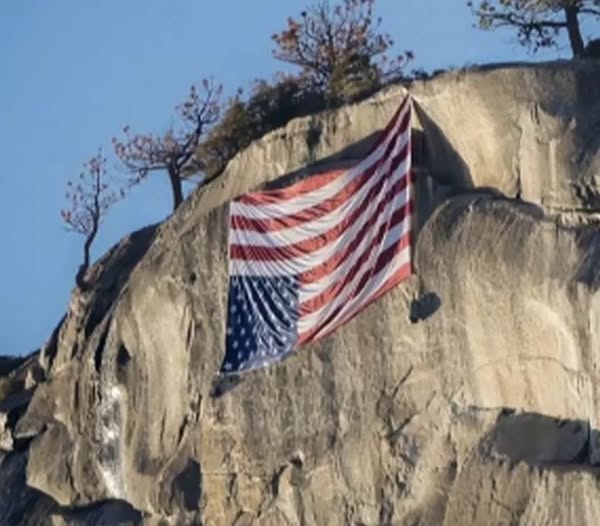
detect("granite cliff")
(1, 59), (600, 525)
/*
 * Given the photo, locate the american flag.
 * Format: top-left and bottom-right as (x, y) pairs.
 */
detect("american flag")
(219, 95), (413, 375)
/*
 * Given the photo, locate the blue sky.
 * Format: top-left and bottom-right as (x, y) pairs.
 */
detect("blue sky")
(0, 1), (595, 355)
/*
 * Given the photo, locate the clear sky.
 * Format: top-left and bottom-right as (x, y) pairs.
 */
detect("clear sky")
(0, 1), (595, 355)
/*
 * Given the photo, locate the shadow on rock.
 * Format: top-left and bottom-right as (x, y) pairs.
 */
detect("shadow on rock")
(572, 226), (600, 292)
(487, 409), (600, 471)
(210, 374), (243, 399)
(42, 224), (159, 370)
(56, 499), (142, 526)
(409, 292), (442, 323)
(0, 449), (143, 526)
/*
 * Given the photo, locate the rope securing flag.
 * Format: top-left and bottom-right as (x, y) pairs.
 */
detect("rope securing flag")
(220, 95), (414, 375)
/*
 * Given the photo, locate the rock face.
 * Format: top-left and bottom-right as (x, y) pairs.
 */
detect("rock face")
(2, 59), (600, 525)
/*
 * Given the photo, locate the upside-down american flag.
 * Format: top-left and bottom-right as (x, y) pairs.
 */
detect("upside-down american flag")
(219, 95), (413, 375)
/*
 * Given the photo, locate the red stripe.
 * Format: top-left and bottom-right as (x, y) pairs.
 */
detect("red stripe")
(231, 110), (411, 232)
(297, 261), (412, 345)
(299, 199), (413, 284)
(230, 152), (410, 261)
(297, 241), (412, 344)
(236, 170), (346, 206)
(236, 95), (410, 206)
(365, 95), (410, 156)
(298, 226), (411, 316)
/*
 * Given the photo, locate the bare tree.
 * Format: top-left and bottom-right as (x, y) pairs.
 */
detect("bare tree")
(271, 0), (413, 92)
(112, 79), (222, 211)
(61, 151), (125, 288)
(468, 0), (600, 57)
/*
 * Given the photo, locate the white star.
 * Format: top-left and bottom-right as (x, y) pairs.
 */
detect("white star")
(224, 362), (232, 371)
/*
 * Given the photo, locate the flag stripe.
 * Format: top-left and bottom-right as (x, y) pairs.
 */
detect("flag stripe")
(229, 145), (409, 260)
(364, 95), (411, 156)
(231, 97), (411, 216)
(229, 151), (409, 250)
(230, 110), (410, 232)
(298, 240), (412, 341)
(299, 201), (412, 304)
(228, 202), (409, 279)
(236, 169), (345, 206)
(298, 224), (411, 319)
(299, 258), (412, 343)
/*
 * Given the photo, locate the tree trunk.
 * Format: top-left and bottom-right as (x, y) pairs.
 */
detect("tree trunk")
(168, 166), (184, 211)
(76, 225), (96, 290)
(564, 5), (585, 58)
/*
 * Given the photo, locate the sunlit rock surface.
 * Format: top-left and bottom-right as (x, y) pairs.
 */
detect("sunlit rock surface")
(2, 59), (600, 525)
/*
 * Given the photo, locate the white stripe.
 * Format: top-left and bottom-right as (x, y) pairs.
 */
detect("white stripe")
(229, 162), (409, 277)
(297, 217), (410, 330)
(229, 139), (410, 249)
(296, 153), (411, 301)
(231, 101), (411, 220)
(300, 205), (411, 302)
(297, 245), (411, 337)
(230, 203), (410, 277)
